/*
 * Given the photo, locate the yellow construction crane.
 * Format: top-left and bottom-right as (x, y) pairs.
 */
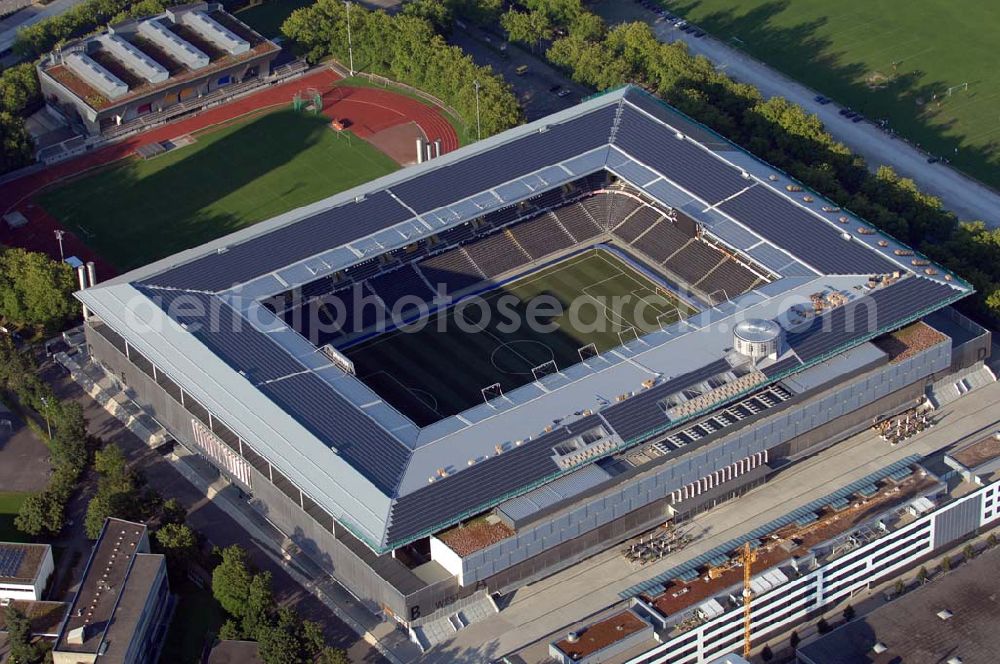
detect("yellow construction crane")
(739, 541), (758, 658)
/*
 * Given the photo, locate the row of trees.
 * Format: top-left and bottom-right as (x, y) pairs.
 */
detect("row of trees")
(506, 3), (1000, 322)
(13, 0), (182, 61)
(4, 604), (50, 664)
(281, 0), (522, 139)
(0, 248), (80, 335)
(0, 64), (43, 175)
(0, 336), (89, 538)
(213, 544), (348, 664)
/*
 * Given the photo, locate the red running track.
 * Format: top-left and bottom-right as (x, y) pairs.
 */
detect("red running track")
(0, 67), (459, 273)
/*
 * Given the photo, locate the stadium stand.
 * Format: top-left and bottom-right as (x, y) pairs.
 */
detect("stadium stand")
(631, 219), (692, 263)
(508, 213), (576, 259)
(698, 257), (762, 299)
(603, 194), (644, 230)
(553, 201), (604, 242)
(463, 230), (531, 278)
(418, 248), (484, 294)
(612, 205), (661, 243)
(368, 265), (433, 313)
(436, 224), (476, 246)
(664, 240), (728, 287)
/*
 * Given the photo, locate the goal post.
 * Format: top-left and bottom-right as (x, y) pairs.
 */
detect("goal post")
(618, 326), (641, 347)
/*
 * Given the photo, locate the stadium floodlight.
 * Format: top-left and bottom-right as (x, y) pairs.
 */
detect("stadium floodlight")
(617, 326), (641, 347)
(531, 360), (558, 383)
(481, 382), (503, 405)
(578, 342), (598, 363)
(473, 79), (481, 141)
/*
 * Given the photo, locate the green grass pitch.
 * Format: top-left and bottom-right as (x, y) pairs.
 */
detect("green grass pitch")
(659, 0), (1000, 190)
(346, 249), (698, 425)
(37, 109), (399, 271)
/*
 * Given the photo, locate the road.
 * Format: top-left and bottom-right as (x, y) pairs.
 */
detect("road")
(592, 1), (1000, 227)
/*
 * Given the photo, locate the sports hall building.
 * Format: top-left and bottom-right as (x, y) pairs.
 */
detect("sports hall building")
(74, 86), (991, 635)
(36, 2), (279, 136)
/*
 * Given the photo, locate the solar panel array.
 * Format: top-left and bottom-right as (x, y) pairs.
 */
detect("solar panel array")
(141, 287), (410, 494)
(0, 547), (26, 578)
(391, 106), (618, 214)
(601, 359), (733, 442)
(145, 191), (412, 291)
(386, 415), (604, 544)
(786, 277), (959, 363)
(621, 455), (922, 598)
(717, 186), (898, 275)
(615, 106), (751, 205)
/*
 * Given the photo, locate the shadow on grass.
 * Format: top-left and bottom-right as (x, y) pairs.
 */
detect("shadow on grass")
(668, 0), (1000, 191)
(37, 110), (397, 272)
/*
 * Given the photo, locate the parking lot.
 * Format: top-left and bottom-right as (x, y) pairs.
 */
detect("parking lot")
(449, 26), (589, 122)
(0, 404), (52, 494)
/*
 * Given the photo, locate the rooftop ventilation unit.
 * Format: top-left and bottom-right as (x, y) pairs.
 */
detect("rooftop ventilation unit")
(137, 19), (209, 70)
(98, 34), (168, 83)
(181, 11), (249, 55)
(64, 52), (129, 100)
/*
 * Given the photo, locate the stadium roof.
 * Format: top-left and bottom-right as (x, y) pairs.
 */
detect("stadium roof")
(78, 86), (971, 551)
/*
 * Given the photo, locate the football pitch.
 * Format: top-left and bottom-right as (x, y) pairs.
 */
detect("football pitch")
(346, 249), (698, 425)
(37, 109), (399, 271)
(657, 0), (1000, 189)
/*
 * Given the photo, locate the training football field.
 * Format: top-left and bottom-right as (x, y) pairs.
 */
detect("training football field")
(652, 0), (1000, 188)
(37, 110), (399, 271)
(346, 249), (698, 425)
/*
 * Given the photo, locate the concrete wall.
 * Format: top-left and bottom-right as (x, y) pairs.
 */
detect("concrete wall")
(455, 342), (950, 587)
(86, 321), (472, 625)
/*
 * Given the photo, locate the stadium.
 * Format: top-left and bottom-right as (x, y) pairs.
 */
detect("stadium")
(74, 85), (990, 641)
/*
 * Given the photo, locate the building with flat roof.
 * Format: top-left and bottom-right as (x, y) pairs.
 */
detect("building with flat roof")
(52, 518), (171, 664)
(36, 2), (279, 136)
(797, 544), (1000, 664)
(0, 542), (54, 601)
(74, 86), (992, 642)
(555, 457), (1000, 664)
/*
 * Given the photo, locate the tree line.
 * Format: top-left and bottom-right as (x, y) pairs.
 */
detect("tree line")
(492, 1), (1000, 323)
(0, 248), (80, 336)
(0, 335), (88, 538)
(281, 0), (522, 139)
(0, 64), (42, 175)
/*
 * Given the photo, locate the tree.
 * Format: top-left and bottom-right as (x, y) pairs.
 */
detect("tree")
(155, 522), (197, 577)
(212, 545), (256, 620)
(242, 571), (275, 640)
(816, 617), (830, 634)
(894, 579), (905, 596)
(760, 644), (773, 661)
(402, 0), (453, 32)
(842, 604), (855, 621)
(916, 566), (928, 584)
(941, 555), (952, 572)
(0, 249), (78, 333)
(963, 543), (976, 561)
(6, 605), (41, 664)
(789, 630), (800, 649)
(160, 497), (187, 527)
(501, 9), (552, 51)
(317, 648), (350, 664)
(988, 533), (998, 548)
(302, 620), (326, 658)
(257, 607), (305, 664)
(85, 443), (143, 538)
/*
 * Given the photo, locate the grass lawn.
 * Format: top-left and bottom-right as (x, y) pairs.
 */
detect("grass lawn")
(234, 0), (315, 38)
(345, 249), (697, 424)
(659, 0), (1000, 189)
(158, 583), (226, 664)
(38, 109), (399, 271)
(0, 491), (30, 542)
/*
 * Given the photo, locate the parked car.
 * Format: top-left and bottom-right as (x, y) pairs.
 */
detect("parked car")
(515, 64), (529, 75)
(814, 95), (831, 104)
(549, 84), (562, 93)
(557, 89), (572, 97)
(692, 29), (706, 37)
(851, 115), (865, 123)
(676, 19), (688, 28)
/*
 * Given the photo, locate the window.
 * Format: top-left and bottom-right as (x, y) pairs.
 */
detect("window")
(156, 370), (182, 403)
(211, 418), (240, 452)
(270, 466), (301, 505)
(183, 392), (210, 426)
(95, 323), (128, 356)
(302, 493), (334, 533)
(127, 344), (155, 379)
